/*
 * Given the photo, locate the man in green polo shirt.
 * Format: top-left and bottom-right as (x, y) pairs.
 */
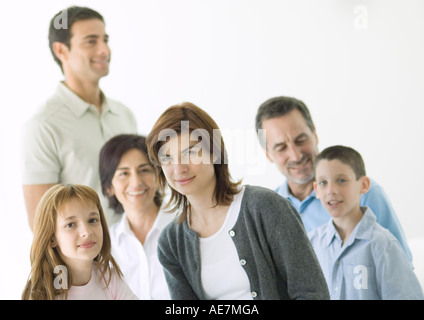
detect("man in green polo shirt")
(22, 6), (138, 230)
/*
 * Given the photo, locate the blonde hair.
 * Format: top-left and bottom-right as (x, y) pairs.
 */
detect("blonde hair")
(22, 184), (122, 300)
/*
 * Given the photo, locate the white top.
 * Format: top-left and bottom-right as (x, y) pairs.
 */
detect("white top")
(65, 265), (138, 300)
(109, 208), (175, 299)
(21, 82), (138, 226)
(196, 187), (252, 300)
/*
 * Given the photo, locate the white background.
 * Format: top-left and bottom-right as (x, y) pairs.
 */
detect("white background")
(1, 0), (423, 299)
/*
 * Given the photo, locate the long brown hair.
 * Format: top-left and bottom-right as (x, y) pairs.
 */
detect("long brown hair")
(146, 102), (241, 223)
(22, 184), (122, 300)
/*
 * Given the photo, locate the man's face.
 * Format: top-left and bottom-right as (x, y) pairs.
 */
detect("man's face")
(59, 18), (110, 82)
(261, 109), (319, 187)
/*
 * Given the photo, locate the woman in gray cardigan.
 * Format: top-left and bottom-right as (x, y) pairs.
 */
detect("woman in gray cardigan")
(146, 102), (329, 300)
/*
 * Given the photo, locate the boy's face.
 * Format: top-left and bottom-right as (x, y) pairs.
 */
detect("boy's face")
(314, 159), (369, 220)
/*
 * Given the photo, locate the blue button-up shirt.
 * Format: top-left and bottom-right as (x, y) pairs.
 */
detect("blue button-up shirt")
(308, 208), (423, 300)
(275, 178), (412, 262)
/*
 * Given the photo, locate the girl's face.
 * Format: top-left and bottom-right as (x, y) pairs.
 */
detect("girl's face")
(53, 198), (103, 268)
(159, 132), (216, 200)
(108, 148), (158, 213)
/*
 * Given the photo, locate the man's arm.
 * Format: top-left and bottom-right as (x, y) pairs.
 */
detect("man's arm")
(23, 184), (55, 231)
(361, 179), (412, 261)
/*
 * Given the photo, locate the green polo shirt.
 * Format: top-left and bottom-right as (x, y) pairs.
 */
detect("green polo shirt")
(22, 82), (137, 226)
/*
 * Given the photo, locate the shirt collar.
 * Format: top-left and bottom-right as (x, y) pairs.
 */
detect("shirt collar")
(114, 208), (176, 243)
(276, 180), (291, 197)
(114, 213), (133, 242)
(351, 207), (376, 241)
(323, 207), (376, 247)
(56, 82), (115, 118)
(277, 180), (317, 201)
(323, 219), (339, 247)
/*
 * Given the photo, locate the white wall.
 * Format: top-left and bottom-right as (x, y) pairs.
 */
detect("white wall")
(1, 0), (423, 299)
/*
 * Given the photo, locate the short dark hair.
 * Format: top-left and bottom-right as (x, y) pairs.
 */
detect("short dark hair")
(314, 145), (366, 180)
(48, 6), (104, 72)
(99, 134), (163, 214)
(255, 96), (315, 147)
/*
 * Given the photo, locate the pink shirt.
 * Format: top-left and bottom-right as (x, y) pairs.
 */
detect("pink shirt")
(64, 266), (138, 300)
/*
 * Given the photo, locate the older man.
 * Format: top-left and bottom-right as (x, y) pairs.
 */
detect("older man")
(255, 96), (412, 261)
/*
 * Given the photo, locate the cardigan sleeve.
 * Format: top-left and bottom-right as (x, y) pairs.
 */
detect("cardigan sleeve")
(240, 186), (330, 300)
(267, 196), (329, 299)
(157, 224), (200, 300)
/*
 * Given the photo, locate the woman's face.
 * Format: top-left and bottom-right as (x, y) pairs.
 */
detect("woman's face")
(108, 148), (159, 213)
(159, 132), (216, 200)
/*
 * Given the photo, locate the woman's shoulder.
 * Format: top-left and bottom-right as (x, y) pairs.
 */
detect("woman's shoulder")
(239, 185), (302, 228)
(158, 218), (195, 247)
(242, 185), (292, 207)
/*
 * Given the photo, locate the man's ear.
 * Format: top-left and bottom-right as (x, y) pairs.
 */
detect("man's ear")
(313, 181), (320, 199)
(52, 41), (69, 64)
(265, 149), (275, 163)
(360, 176), (370, 194)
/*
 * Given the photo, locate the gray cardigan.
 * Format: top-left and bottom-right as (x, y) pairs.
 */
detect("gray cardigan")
(157, 185), (330, 300)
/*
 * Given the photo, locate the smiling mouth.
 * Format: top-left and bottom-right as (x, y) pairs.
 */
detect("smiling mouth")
(127, 190), (147, 196)
(328, 200), (342, 208)
(92, 58), (109, 65)
(78, 241), (95, 249)
(175, 176), (195, 185)
(287, 156), (311, 171)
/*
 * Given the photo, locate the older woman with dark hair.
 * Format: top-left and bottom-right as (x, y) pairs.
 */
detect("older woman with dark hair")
(146, 102), (330, 300)
(99, 134), (174, 300)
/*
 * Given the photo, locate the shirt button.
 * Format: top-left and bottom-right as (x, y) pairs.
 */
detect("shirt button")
(240, 259), (246, 266)
(251, 291), (257, 298)
(229, 230), (235, 237)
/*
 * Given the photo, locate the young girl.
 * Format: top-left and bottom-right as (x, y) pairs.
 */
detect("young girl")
(22, 184), (137, 300)
(146, 102), (329, 300)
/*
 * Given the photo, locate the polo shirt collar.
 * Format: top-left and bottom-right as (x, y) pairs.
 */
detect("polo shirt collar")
(56, 82), (115, 118)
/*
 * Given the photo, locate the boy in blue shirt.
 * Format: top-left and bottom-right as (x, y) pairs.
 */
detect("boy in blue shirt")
(308, 145), (423, 300)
